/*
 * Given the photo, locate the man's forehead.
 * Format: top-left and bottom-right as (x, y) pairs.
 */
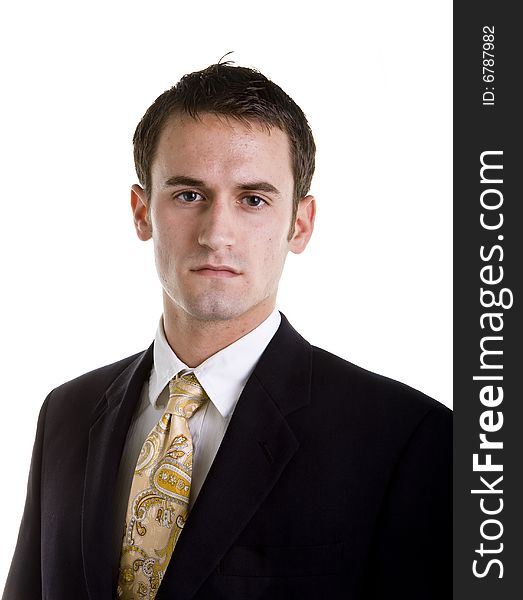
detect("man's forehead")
(151, 112), (294, 186)
(158, 111), (288, 144)
(152, 113), (292, 175)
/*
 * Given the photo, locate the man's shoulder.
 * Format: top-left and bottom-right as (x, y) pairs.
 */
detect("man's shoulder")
(45, 348), (151, 413)
(56, 350), (146, 391)
(309, 343), (451, 420)
(274, 315), (450, 422)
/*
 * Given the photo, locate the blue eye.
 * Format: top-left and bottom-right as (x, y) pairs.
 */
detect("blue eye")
(176, 191), (202, 203)
(243, 196), (266, 208)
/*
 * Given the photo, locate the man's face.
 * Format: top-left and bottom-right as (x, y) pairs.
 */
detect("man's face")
(132, 113), (314, 324)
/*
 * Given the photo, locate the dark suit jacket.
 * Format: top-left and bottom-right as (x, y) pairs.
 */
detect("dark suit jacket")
(3, 314), (452, 599)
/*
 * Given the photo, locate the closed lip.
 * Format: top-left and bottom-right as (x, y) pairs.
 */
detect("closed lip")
(191, 264), (240, 274)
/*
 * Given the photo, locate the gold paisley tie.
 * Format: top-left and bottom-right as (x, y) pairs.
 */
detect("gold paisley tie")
(117, 370), (209, 599)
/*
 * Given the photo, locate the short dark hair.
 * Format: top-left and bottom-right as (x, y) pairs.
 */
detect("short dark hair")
(133, 61), (316, 225)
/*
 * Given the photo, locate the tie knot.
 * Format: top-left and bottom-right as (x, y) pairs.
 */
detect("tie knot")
(167, 371), (208, 418)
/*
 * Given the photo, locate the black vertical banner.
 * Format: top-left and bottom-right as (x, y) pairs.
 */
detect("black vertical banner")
(454, 3), (521, 598)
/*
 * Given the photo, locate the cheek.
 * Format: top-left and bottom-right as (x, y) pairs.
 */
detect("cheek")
(251, 233), (289, 280)
(152, 223), (182, 277)
(249, 212), (290, 250)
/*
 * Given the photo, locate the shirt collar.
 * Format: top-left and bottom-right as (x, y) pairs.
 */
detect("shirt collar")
(149, 309), (281, 418)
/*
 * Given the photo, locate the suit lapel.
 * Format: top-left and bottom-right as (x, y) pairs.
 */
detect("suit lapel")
(81, 345), (154, 600)
(159, 315), (312, 600)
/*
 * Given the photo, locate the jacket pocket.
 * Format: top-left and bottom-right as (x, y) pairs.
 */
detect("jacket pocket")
(219, 542), (343, 577)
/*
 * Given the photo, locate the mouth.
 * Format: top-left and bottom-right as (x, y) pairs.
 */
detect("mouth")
(191, 264), (241, 278)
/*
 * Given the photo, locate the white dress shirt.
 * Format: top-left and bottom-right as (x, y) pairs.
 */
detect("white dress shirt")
(112, 309), (281, 572)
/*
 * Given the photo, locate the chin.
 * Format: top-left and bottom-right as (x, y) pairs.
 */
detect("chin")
(182, 297), (254, 323)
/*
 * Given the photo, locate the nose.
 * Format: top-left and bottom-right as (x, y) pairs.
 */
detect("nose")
(197, 198), (236, 251)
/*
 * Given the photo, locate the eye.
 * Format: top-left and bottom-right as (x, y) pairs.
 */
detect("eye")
(242, 195), (267, 209)
(175, 191), (203, 203)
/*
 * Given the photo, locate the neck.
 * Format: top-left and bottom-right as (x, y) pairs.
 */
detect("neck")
(162, 297), (276, 367)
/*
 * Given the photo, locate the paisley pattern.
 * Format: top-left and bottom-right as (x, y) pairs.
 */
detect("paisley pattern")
(116, 371), (208, 600)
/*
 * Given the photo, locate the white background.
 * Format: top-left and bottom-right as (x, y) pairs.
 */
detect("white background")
(0, 0), (452, 588)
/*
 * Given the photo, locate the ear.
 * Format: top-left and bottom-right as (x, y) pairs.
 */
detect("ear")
(131, 184), (152, 241)
(288, 195), (316, 254)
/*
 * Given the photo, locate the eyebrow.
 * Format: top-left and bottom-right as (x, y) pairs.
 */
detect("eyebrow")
(163, 175), (282, 197)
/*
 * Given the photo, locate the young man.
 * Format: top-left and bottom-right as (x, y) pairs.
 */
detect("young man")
(4, 63), (452, 600)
